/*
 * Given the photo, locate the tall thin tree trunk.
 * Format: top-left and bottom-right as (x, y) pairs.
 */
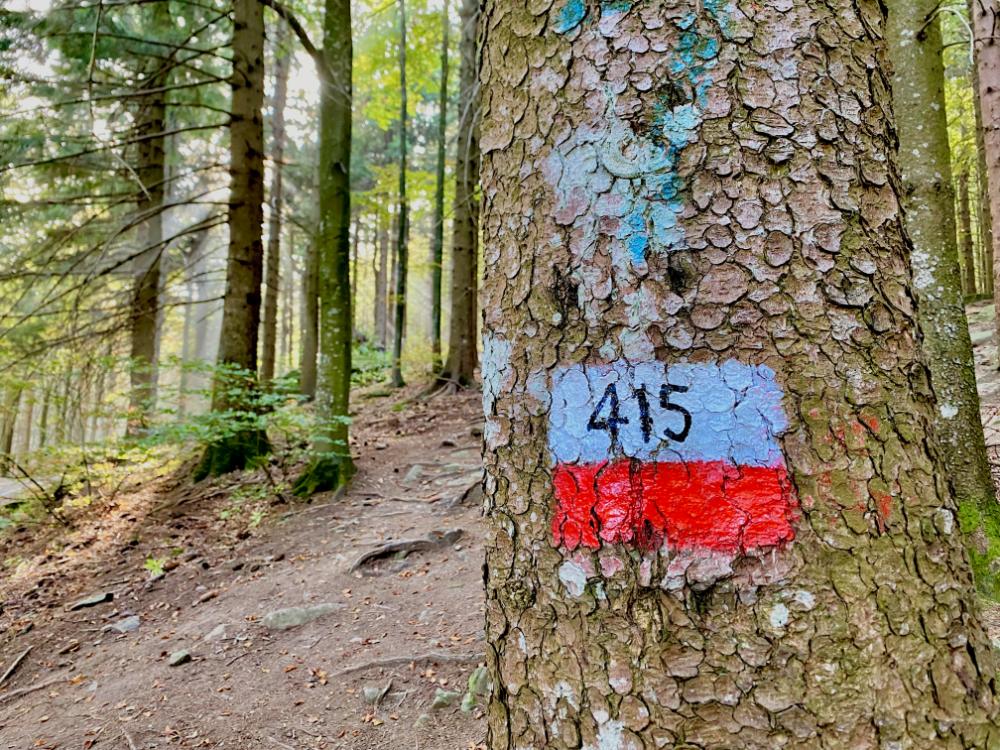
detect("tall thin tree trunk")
(300, 235), (319, 399)
(391, 0), (410, 388)
(261, 25), (291, 385)
(373, 204), (388, 348)
(281, 234), (294, 374)
(889, 0), (1000, 595)
(37, 386), (49, 450)
(0, 387), (22, 475)
(196, 0), (268, 479)
(439, 0), (480, 388)
(351, 211), (361, 335)
(387, 203), (398, 349)
(430, 0), (450, 368)
(961, 170), (979, 295)
(127, 0), (171, 436)
(972, 0), (1000, 364)
(481, 1), (1000, 745)
(293, 0), (354, 494)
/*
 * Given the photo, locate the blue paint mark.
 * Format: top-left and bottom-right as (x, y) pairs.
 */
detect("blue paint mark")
(601, 0), (632, 14)
(548, 360), (788, 467)
(554, 0), (587, 33)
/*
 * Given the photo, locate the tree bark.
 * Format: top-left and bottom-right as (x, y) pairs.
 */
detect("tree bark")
(351, 210), (361, 335)
(261, 24), (291, 386)
(960, 171), (979, 295)
(293, 0), (355, 494)
(888, 1), (1000, 596)
(127, 0), (171, 436)
(374, 203), (389, 348)
(430, 0), (450, 368)
(0, 387), (22, 475)
(971, 0), (1000, 363)
(438, 0), (479, 388)
(196, 0), (268, 478)
(300, 234), (319, 399)
(481, 1), (1000, 746)
(391, 0), (410, 388)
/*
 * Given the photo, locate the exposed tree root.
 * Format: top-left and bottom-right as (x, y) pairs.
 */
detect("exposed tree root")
(349, 529), (463, 573)
(333, 651), (481, 677)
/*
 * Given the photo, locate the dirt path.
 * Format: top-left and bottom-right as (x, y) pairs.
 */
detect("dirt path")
(0, 389), (488, 750)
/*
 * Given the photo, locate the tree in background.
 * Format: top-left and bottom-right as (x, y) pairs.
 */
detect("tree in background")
(437, 0), (479, 389)
(429, 0), (450, 369)
(196, 0), (269, 479)
(888, 0), (1000, 595)
(971, 0), (1000, 362)
(261, 25), (291, 386)
(292, 0), (355, 494)
(481, 0), (1000, 745)
(390, 0), (410, 389)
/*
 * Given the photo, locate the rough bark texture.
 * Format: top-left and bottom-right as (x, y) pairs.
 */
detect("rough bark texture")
(431, 0), (451, 367)
(960, 171), (979, 295)
(972, 0), (1000, 362)
(481, 1), (1000, 747)
(127, 1), (170, 436)
(439, 0), (480, 388)
(261, 26), (291, 386)
(888, 2), (1000, 597)
(292, 0), (354, 495)
(391, 0), (410, 389)
(197, 0), (268, 478)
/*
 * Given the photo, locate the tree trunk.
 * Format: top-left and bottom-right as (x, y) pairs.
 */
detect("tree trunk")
(969, 0), (996, 298)
(481, 1), (1000, 746)
(430, 0), (450, 368)
(127, 0), (171, 436)
(960, 171), (979, 295)
(390, 0), (410, 389)
(0, 387), (22, 475)
(387, 203), (398, 349)
(351, 211), (361, 335)
(439, 0), (480, 388)
(196, 0), (268, 479)
(971, 0), (1000, 364)
(889, 1), (1000, 596)
(261, 25), (291, 386)
(300, 235), (319, 399)
(281, 227), (295, 373)
(374, 203), (389, 348)
(37, 386), (49, 450)
(293, 0), (354, 495)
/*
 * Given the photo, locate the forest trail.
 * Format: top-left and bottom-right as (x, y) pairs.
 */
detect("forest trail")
(0, 388), (488, 750)
(7, 303), (1000, 749)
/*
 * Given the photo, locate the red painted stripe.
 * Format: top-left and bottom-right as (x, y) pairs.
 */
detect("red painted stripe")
(552, 459), (799, 553)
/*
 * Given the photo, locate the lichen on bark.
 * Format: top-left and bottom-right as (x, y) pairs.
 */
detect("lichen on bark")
(481, 1), (1000, 747)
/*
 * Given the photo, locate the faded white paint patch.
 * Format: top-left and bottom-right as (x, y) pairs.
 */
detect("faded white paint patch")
(939, 403), (959, 419)
(792, 590), (815, 610)
(936, 507), (955, 535)
(770, 602), (789, 628)
(481, 334), (513, 449)
(595, 719), (624, 750)
(559, 560), (589, 597)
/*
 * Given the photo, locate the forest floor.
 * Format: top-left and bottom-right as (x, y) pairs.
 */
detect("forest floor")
(7, 304), (1000, 749)
(0, 385), (489, 749)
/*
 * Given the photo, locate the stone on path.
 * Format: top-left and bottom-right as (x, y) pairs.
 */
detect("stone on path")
(260, 603), (338, 631)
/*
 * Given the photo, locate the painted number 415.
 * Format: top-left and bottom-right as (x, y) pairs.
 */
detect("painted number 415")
(587, 381), (692, 445)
